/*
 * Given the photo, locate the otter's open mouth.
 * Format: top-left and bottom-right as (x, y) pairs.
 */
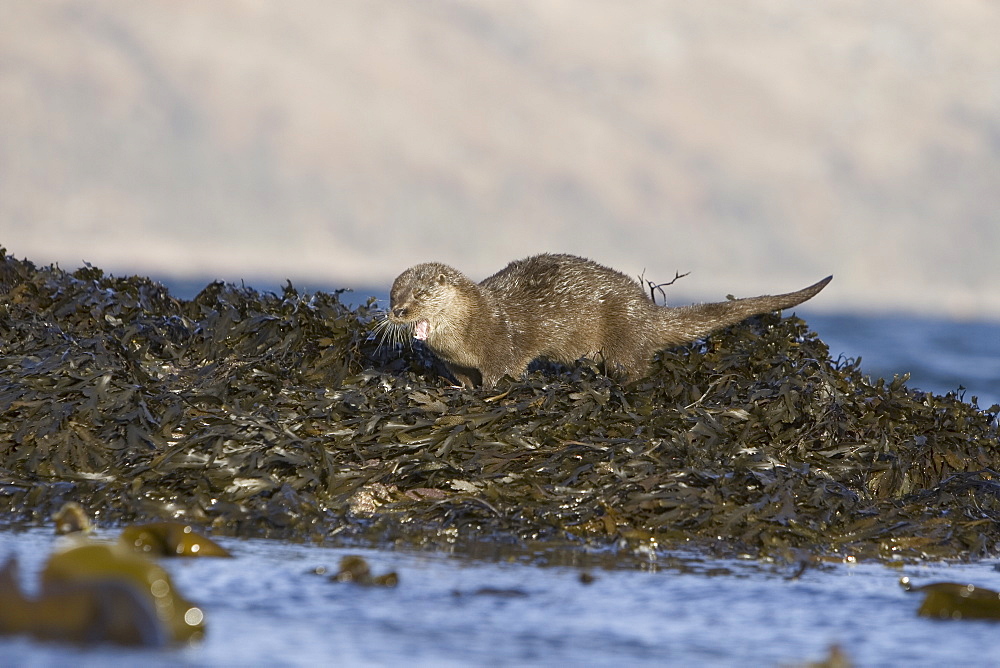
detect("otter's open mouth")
(413, 320), (430, 341)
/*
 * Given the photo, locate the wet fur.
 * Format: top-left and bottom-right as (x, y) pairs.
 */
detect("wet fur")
(388, 253), (831, 388)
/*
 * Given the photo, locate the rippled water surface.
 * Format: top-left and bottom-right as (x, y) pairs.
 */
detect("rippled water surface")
(807, 313), (1000, 410)
(4, 528), (1000, 667)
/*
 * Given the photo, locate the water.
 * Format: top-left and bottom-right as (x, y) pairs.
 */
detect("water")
(807, 312), (1000, 410)
(4, 528), (1000, 667)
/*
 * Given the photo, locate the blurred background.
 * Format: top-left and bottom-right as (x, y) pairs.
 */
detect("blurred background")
(2, 1), (998, 401)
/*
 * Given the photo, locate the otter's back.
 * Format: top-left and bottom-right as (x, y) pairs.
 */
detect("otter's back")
(480, 254), (650, 309)
(478, 254), (655, 364)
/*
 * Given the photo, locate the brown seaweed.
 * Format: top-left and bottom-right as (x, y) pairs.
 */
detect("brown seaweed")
(1, 248), (999, 564)
(0, 540), (204, 646)
(901, 577), (1000, 620)
(120, 521), (232, 558)
(53, 501), (92, 535)
(790, 644), (853, 668)
(330, 555), (398, 586)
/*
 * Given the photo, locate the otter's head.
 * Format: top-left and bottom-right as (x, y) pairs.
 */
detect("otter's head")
(388, 262), (467, 341)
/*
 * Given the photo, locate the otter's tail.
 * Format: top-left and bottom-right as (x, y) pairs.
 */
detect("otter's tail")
(654, 276), (832, 348)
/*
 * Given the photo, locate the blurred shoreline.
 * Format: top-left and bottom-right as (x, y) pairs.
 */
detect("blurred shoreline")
(4, 3), (1000, 319)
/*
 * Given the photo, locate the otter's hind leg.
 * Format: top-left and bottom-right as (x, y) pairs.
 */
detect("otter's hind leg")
(599, 328), (656, 383)
(603, 351), (652, 383)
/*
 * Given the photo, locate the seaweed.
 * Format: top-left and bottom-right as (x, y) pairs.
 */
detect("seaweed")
(901, 577), (1000, 620)
(120, 521), (232, 557)
(327, 555), (399, 586)
(0, 540), (204, 646)
(1, 248), (998, 563)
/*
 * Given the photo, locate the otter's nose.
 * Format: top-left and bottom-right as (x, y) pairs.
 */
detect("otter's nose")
(392, 307), (408, 318)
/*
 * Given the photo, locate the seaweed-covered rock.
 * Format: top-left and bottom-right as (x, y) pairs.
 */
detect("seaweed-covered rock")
(1, 248), (998, 562)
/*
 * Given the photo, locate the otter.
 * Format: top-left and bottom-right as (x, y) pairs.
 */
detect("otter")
(386, 253), (831, 388)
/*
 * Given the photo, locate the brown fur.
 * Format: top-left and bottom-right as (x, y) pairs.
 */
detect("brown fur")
(387, 253), (831, 388)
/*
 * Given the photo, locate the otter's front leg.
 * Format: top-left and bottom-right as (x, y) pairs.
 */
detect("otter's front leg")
(445, 363), (482, 389)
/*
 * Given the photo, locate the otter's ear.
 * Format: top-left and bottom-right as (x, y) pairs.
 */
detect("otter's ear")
(436, 273), (448, 285)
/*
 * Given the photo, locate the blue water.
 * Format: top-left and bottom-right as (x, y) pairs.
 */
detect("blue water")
(807, 312), (1000, 410)
(4, 528), (1000, 667)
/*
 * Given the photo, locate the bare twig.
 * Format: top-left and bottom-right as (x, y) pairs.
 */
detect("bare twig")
(638, 269), (690, 305)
